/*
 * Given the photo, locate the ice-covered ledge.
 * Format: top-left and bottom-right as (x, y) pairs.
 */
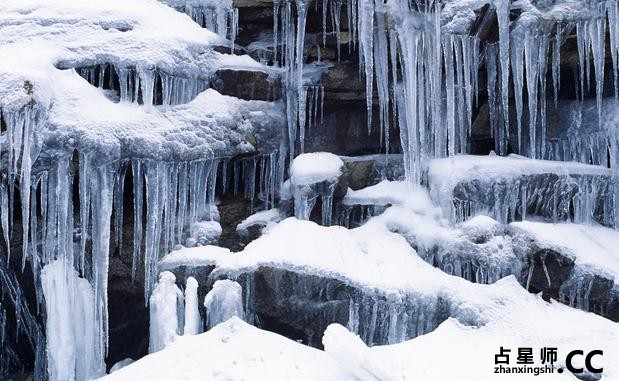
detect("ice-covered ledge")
(0, 0), (284, 165)
(426, 154), (614, 226)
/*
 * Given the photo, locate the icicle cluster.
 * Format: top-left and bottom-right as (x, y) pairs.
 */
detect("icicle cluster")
(448, 173), (614, 227)
(181, 2), (239, 46)
(77, 64), (209, 108)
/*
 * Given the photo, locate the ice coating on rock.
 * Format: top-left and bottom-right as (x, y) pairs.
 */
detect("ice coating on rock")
(203, 279), (245, 329)
(427, 154), (613, 226)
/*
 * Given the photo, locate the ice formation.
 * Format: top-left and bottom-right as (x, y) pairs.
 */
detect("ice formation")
(3, 0), (619, 378)
(427, 154), (614, 226)
(41, 260), (102, 381)
(290, 152), (343, 224)
(184, 277), (202, 336)
(203, 279), (245, 329)
(149, 272), (184, 353)
(161, 216), (619, 378)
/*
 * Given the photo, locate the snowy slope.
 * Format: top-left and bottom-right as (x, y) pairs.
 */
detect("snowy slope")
(100, 317), (360, 381)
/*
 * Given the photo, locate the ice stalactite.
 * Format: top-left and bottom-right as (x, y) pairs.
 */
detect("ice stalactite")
(374, 12), (392, 154)
(608, 1), (619, 98)
(357, 0), (374, 134)
(494, 0), (510, 145)
(183, 277), (202, 336)
(486, 44), (506, 155)
(149, 271), (184, 353)
(138, 159), (221, 301)
(203, 279), (245, 330)
(0, 106), (46, 262)
(229, 152), (283, 212)
(390, 3), (478, 184)
(447, 173), (613, 227)
(181, 1), (238, 44)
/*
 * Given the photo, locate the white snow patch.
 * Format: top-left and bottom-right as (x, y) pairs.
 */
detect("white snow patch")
(290, 152), (344, 186)
(343, 180), (410, 206)
(236, 208), (282, 233)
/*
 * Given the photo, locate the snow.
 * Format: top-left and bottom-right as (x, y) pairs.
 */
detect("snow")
(157, 198), (619, 378)
(428, 154), (611, 193)
(203, 280), (245, 329)
(160, 245), (231, 271)
(426, 154), (613, 225)
(99, 317), (358, 381)
(187, 220), (222, 247)
(511, 221), (619, 283)
(289, 152), (344, 186)
(343, 180), (410, 206)
(236, 208), (283, 233)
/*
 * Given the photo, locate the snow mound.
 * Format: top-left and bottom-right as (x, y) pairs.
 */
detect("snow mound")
(99, 317), (358, 381)
(290, 152), (344, 186)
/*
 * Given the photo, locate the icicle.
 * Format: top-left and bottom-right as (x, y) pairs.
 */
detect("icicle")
(184, 277), (202, 335)
(494, 0), (510, 139)
(358, 0), (374, 134)
(524, 30), (540, 158)
(608, 2), (619, 98)
(511, 33), (525, 153)
(375, 14), (391, 154)
(89, 162), (115, 362)
(552, 23), (563, 108)
(486, 44), (503, 154)
(589, 12), (606, 125)
(298, 86), (308, 153)
(0, 184), (9, 260)
(131, 160), (143, 282)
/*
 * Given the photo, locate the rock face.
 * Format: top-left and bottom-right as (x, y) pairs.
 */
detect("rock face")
(3, 0), (619, 379)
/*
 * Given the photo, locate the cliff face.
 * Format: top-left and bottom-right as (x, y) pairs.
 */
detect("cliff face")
(2, 0), (619, 379)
